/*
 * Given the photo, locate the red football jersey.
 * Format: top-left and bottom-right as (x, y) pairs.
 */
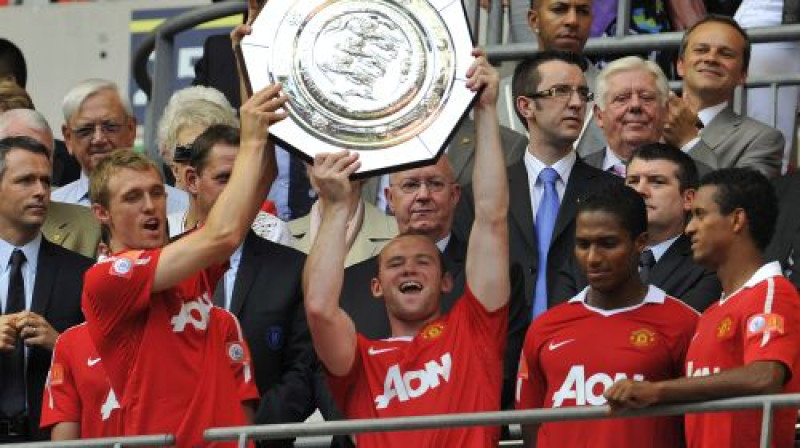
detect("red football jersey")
(82, 249), (259, 448)
(684, 262), (800, 448)
(40, 323), (122, 438)
(327, 286), (507, 448)
(516, 286), (699, 448)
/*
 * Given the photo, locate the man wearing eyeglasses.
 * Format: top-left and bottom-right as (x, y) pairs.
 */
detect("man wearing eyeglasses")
(51, 79), (189, 215)
(461, 50), (621, 323)
(583, 56), (718, 176)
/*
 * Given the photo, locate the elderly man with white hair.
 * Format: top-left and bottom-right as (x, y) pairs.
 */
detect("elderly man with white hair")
(0, 108), (101, 258)
(51, 79), (189, 214)
(582, 56), (718, 176)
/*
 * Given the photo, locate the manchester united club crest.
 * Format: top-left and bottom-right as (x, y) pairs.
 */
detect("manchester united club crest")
(717, 316), (734, 339)
(629, 328), (656, 348)
(421, 322), (445, 340)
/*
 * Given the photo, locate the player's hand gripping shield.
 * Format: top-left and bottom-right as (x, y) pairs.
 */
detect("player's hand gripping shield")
(239, 0), (478, 178)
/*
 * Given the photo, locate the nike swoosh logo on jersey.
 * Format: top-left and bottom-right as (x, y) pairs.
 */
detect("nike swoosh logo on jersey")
(87, 357), (101, 366)
(368, 347), (399, 356)
(548, 339), (575, 351)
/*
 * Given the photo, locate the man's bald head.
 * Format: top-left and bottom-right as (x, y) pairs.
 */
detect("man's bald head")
(0, 108), (54, 157)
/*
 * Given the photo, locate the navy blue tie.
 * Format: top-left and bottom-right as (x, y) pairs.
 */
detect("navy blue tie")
(533, 168), (560, 319)
(0, 249), (27, 418)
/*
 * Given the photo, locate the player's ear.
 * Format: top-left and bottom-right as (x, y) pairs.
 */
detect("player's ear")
(92, 202), (111, 227)
(440, 271), (453, 295)
(370, 277), (384, 299)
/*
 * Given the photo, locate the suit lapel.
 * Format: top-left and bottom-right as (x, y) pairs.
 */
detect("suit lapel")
(508, 160), (536, 251)
(701, 106), (741, 148)
(230, 232), (259, 316)
(552, 159), (591, 244)
(648, 235), (690, 286)
(31, 238), (57, 315)
(447, 120), (477, 184)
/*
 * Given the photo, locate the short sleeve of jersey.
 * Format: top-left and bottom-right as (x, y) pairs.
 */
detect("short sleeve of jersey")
(82, 249), (161, 338)
(325, 335), (367, 409)
(40, 331), (80, 429)
(219, 310), (260, 403)
(515, 320), (546, 410)
(742, 278), (800, 377)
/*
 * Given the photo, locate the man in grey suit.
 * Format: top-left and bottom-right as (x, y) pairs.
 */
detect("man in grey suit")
(583, 56), (718, 176)
(665, 15), (784, 178)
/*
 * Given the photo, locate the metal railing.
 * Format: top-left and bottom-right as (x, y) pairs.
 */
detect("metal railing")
(2, 434), (173, 448)
(485, 23), (800, 61)
(5, 393), (799, 447)
(205, 393), (800, 448)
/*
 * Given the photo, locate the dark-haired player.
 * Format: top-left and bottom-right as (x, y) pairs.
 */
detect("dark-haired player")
(606, 168), (800, 448)
(516, 183), (698, 448)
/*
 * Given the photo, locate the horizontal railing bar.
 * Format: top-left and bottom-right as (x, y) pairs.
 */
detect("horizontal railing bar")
(485, 24), (800, 61)
(206, 393), (800, 442)
(665, 74), (800, 92)
(2, 434), (174, 448)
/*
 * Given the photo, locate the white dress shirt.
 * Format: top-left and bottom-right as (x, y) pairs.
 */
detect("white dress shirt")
(0, 234), (42, 312)
(524, 151), (576, 224)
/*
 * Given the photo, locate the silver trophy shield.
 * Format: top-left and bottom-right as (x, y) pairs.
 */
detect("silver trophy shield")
(239, 0), (478, 177)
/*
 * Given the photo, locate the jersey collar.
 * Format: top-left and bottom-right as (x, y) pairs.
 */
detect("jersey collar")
(569, 284), (667, 316)
(719, 261), (783, 304)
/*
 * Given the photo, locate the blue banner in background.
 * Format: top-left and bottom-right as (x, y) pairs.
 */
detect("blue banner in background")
(128, 7), (240, 146)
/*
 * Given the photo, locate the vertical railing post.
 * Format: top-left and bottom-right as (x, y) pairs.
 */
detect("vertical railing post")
(471, 0), (481, 45)
(771, 83), (780, 127)
(759, 401), (774, 448)
(616, 0), (631, 38)
(487, 0), (504, 47)
(142, 28), (176, 171)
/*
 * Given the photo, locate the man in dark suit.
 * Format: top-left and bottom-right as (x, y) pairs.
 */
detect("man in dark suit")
(185, 125), (315, 446)
(0, 136), (92, 442)
(458, 51), (621, 321)
(554, 143), (721, 311)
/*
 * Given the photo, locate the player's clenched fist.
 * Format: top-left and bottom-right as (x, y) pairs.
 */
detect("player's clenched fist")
(466, 48), (499, 108)
(311, 151), (360, 207)
(240, 83), (289, 149)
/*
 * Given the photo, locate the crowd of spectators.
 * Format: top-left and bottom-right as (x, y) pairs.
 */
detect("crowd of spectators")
(2, 0), (800, 447)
